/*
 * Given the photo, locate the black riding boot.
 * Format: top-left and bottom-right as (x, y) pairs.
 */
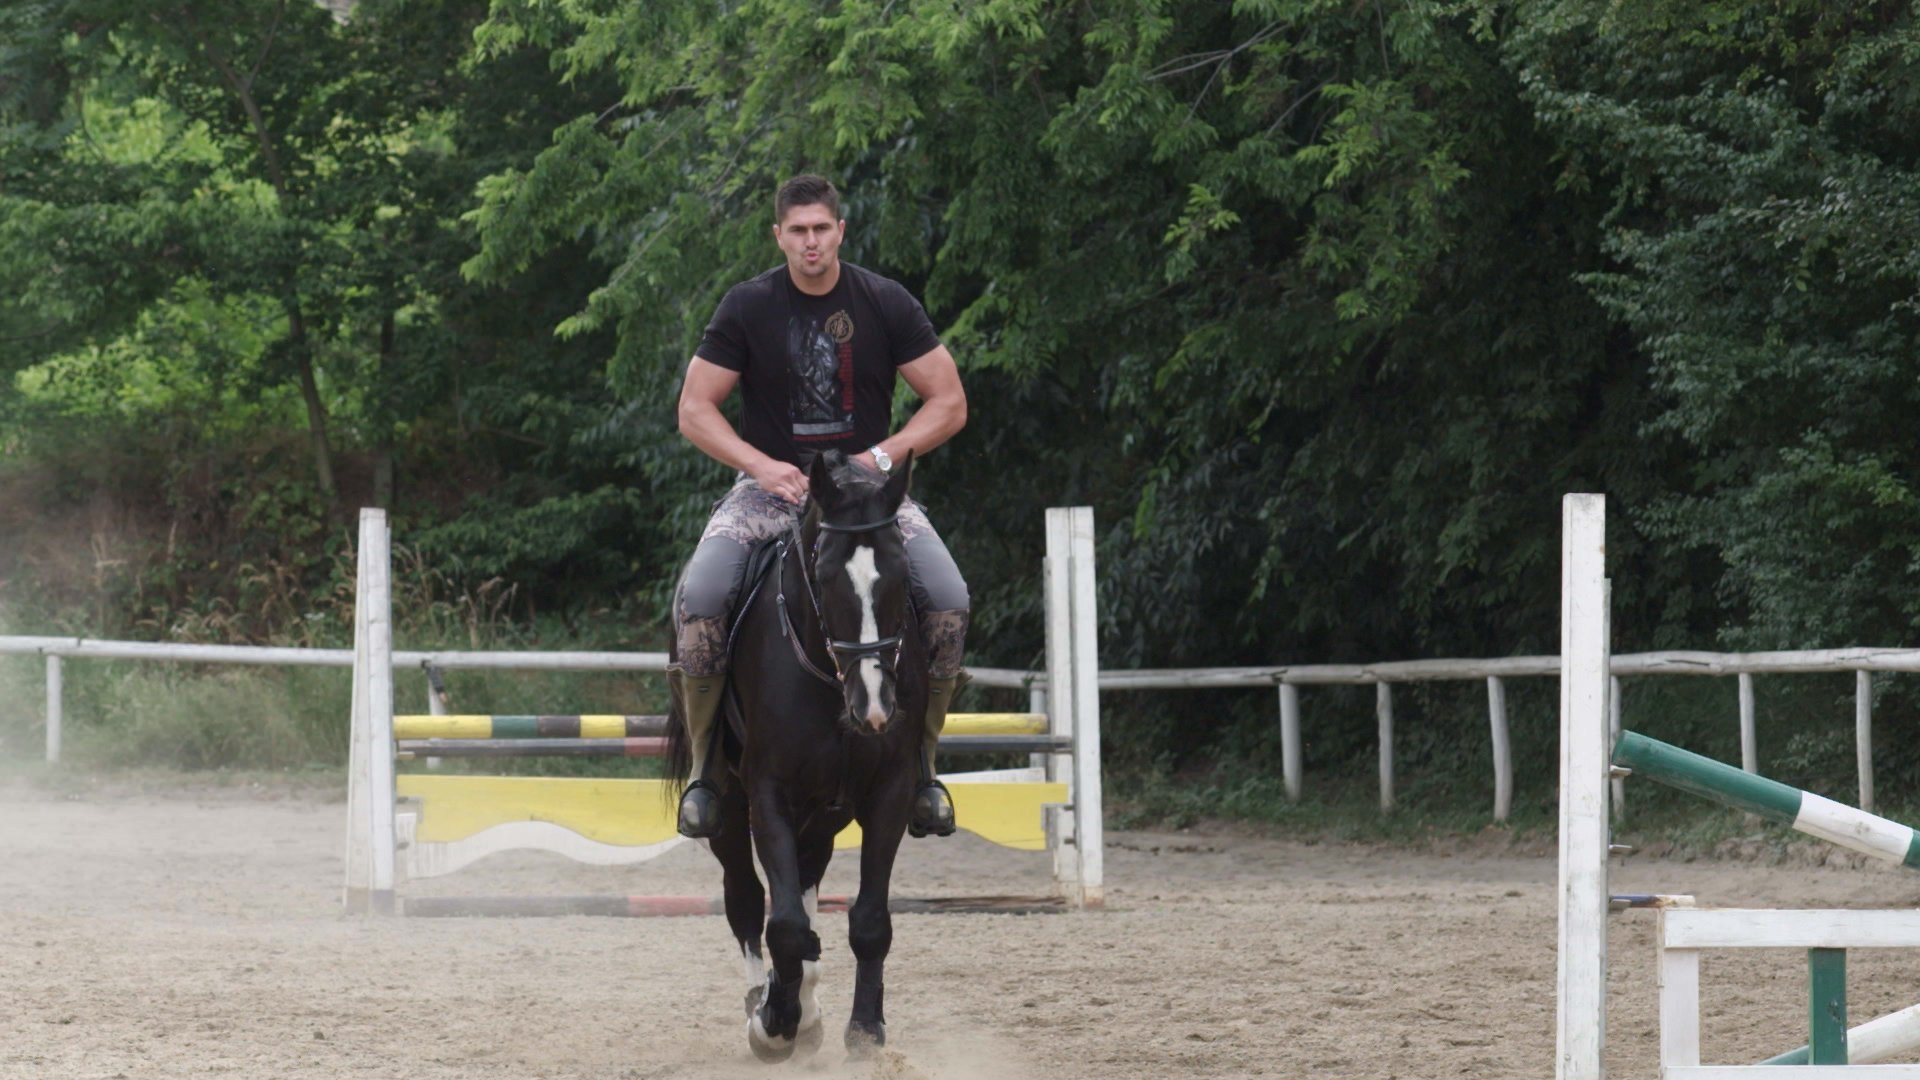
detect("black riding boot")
(909, 675), (961, 838)
(671, 665), (725, 839)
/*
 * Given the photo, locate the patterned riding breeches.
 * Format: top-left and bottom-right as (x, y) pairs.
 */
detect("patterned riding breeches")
(674, 476), (970, 679)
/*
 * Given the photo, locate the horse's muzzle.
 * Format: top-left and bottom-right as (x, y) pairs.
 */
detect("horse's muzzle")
(844, 658), (897, 734)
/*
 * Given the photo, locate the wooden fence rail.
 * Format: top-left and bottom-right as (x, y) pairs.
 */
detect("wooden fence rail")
(0, 637), (1904, 819)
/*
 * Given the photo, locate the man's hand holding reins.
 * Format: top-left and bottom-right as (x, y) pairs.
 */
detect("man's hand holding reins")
(750, 459), (810, 504)
(680, 356), (816, 503)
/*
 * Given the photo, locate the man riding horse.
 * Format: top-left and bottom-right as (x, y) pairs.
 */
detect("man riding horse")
(671, 173), (970, 841)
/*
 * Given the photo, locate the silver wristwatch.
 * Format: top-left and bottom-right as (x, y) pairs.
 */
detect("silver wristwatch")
(868, 445), (892, 474)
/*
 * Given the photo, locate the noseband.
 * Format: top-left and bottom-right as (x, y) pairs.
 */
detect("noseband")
(777, 512), (906, 688)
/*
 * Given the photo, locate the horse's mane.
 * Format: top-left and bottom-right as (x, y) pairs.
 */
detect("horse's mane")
(799, 456), (890, 533)
(822, 457), (886, 499)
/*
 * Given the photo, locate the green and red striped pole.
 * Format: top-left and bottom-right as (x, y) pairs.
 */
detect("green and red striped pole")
(1613, 730), (1920, 870)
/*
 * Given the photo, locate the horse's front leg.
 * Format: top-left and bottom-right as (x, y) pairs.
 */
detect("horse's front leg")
(745, 795), (822, 1063)
(709, 782), (766, 1018)
(846, 772), (911, 1058)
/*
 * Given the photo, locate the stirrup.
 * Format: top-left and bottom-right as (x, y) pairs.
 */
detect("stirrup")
(677, 779), (723, 839)
(908, 779), (956, 839)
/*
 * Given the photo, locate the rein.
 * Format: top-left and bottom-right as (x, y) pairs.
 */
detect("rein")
(774, 538), (838, 688)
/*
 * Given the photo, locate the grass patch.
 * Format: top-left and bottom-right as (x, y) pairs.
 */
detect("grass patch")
(1104, 746), (1920, 864)
(1105, 755), (1559, 844)
(64, 664), (350, 770)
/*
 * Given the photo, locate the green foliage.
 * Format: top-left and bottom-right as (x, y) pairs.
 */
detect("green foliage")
(1506, 0), (1920, 649)
(5, 0), (1920, 817)
(463, 1), (1667, 691)
(0, 0), (671, 636)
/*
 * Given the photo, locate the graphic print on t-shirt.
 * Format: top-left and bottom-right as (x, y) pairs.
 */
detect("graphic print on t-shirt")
(786, 309), (856, 440)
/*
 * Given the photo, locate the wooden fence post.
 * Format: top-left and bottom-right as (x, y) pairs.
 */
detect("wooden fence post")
(1857, 671), (1874, 813)
(45, 654), (62, 763)
(1377, 683), (1394, 814)
(1280, 682), (1301, 802)
(1488, 676), (1511, 823)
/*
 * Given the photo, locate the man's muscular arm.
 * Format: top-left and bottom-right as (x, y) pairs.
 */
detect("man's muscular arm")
(853, 345), (968, 474)
(677, 356), (810, 503)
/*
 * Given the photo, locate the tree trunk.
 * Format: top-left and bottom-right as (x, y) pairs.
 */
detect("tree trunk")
(371, 311), (396, 510)
(179, 12), (341, 521)
(286, 300), (340, 521)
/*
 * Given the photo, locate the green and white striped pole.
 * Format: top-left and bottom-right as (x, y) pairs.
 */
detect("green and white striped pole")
(1763, 1000), (1920, 1066)
(1613, 730), (1920, 870)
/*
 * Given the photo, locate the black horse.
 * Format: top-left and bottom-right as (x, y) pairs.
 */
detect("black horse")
(666, 449), (926, 1062)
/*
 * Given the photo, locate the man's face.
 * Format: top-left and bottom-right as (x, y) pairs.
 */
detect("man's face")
(774, 203), (845, 281)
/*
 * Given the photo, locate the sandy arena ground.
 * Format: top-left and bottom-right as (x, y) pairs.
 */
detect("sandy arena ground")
(5, 779), (1920, 1079)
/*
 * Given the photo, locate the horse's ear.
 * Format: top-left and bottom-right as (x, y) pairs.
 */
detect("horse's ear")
(880, 450), (914, 510)
(808, 451), (839, 509)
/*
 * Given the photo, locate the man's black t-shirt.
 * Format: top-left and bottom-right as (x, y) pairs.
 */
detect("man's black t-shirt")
(696, 262), (940, 467)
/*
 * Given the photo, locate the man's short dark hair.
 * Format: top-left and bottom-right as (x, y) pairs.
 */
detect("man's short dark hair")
(776, 175), (841, 222)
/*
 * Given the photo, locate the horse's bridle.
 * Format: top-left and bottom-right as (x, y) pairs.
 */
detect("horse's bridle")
(778, 512), (906, 688)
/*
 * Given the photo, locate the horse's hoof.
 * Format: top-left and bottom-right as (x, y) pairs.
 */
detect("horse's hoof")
(743, 984), (764, 1017)
(795, 1019), (825, 1058)
(677, 781), (723, 839)
(844, 1019), (887, 1059)
(747, 1017), (797, 1063)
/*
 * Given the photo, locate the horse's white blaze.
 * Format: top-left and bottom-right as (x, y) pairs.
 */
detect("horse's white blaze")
(741, 943), (765, 989)
(845, 546), (887, 731)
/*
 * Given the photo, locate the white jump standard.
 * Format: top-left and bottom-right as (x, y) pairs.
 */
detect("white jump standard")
(342, 505), (1106, 916)
(1555, 492), (1920, 1078)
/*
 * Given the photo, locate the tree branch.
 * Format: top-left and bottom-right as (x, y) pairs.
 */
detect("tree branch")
(475, 425), (550, 448)
(705, 115), (778, 198)
(174, 6), (290, 196)
(1149, 22), (1283, 83)
(0, 322), (69, 344)
(1149, 51), (1233, 81)
(1149, 21), (1286, 120)
(1265, 78), (1331, 137)
(249, 0), (290, 85)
